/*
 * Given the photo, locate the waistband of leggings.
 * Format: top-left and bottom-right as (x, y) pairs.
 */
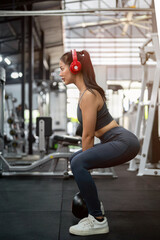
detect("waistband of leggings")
(99, 126), (124, 142)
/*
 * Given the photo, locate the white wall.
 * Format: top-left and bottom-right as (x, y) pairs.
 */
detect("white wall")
(94, 65), (107, 90)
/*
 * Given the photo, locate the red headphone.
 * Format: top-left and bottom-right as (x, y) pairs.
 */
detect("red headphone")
(70, 49), (82, 74)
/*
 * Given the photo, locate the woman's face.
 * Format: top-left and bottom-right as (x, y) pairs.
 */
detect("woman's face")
(59, 60), (75, 85)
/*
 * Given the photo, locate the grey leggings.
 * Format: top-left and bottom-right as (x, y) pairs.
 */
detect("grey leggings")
(70, 127), (140, 217)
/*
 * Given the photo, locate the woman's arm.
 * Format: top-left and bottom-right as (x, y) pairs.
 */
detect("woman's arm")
(80, 91), (98, 151)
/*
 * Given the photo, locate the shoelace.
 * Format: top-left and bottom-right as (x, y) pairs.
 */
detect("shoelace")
(82, 217), (95, 228)
(79, 218), (88, 224)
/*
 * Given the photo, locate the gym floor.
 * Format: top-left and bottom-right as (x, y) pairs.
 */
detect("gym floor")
(0, 164), (160, 240)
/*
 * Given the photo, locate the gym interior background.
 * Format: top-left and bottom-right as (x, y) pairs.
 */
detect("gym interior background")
(0, 0), (160, 239)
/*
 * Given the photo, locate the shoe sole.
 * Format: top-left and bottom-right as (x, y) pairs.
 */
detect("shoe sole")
(69, 226), (109, 236)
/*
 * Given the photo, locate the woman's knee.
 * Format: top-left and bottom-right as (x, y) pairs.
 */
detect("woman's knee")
(70, 154), (86, 174)
(70, 157), (80, 173)
(69, 149), (82, 164)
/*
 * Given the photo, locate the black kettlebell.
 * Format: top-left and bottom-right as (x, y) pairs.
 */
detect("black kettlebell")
(72, 192), (88, 219)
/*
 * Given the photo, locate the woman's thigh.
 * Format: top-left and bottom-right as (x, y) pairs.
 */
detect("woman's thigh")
(70, 140), (129, 170)
(69, 143), (102, 163)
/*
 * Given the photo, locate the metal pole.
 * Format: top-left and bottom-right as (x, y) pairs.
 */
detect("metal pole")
(28, 15), (34, 155)
(21, 16), (26, 152)
(39, 30), (45, 79)
(152, 0), (157, 33)
(154, 0), (160, 43)
(0, 67), (6, 168)
(46, 55), (51, 80)
(0, 8), (154, 17)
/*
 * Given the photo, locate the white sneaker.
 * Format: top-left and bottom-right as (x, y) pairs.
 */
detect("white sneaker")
(69, 214), (109, 236)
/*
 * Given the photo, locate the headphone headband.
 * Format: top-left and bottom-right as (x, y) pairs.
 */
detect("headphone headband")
(72, 49), (77, 62)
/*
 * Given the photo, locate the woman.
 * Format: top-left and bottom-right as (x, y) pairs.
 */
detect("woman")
(59, 49), (140, 236)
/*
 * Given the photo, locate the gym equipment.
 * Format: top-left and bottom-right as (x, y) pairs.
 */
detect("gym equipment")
(7, 117), (14, 124)
(70, 49), (81, 74)
(0, 67), (5, 174)
(0, 134), (3, 155)
(9, 129), (17, 136)
(0, 67), (5, 147)
(128, 33), (160, 176)
(4, 91), (25, 159)
(72, 192), (88, 219)
(36, 117), (52, 157)
(72, 192), (105, 219)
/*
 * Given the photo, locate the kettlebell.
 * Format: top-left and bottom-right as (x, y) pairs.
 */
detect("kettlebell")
(72, 192), (88, 219)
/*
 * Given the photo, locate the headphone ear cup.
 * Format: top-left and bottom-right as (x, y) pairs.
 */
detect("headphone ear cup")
(70, 61), (81, 74)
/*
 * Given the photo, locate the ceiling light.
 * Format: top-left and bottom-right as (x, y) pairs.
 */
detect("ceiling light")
(0, 56), (2, 62)
(4, 57), (11, 65)
(11, 72), (19, 79)
(18, 72), (23, 77)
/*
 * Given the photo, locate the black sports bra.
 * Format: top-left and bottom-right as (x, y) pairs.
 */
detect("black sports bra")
(77, 90), (113, 131)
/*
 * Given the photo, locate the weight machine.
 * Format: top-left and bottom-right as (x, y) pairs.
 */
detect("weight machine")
(128, 33), (160, 176)
(4, 92), (25, 158)
(0, 67), (117, 178)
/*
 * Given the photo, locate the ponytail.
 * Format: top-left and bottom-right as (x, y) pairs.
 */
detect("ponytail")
(80, 50), (106, 101)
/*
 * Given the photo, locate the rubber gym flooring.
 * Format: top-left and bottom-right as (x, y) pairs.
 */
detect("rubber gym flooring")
(0, 164), (160, 240)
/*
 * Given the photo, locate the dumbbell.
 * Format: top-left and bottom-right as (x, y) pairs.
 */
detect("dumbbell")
(10, 129), (17, 136)
(7, 117), (14, 124)
(12, 140), (18, 148)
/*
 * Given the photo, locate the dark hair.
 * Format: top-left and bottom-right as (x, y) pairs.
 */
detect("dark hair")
(60, 50), (106, 101)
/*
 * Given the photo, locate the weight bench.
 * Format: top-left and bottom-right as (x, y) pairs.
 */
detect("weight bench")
(54, 134), (82, 150)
